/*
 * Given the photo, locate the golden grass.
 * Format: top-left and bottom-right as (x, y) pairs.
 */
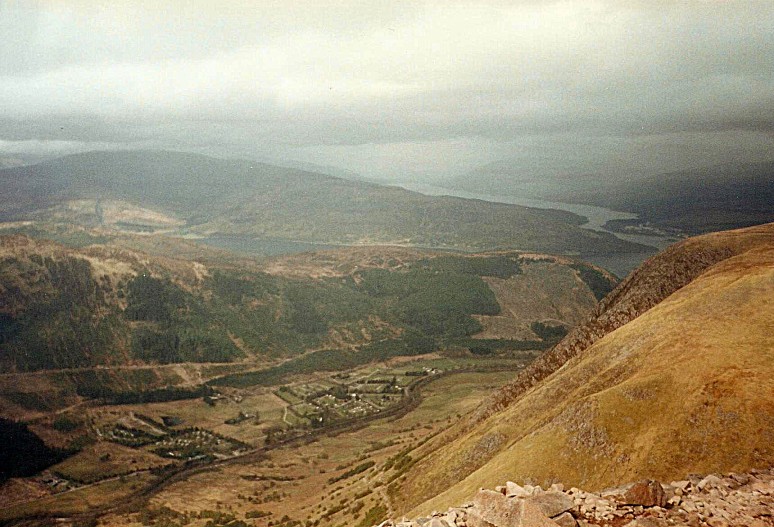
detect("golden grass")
(401, 234), (774, 517)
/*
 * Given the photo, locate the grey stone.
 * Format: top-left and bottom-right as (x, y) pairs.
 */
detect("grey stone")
(728, 473), (748, 487)
(472, 490), (522, 526)
(470, 490), (560, 526)
(697, 475), (724, 491)
(671, 480), (691, 492)
(466, 510), (497, 527)
(623, 518), (667, 527)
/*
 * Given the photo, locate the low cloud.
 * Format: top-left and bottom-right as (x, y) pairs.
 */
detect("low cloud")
(1, 1), (772, 178)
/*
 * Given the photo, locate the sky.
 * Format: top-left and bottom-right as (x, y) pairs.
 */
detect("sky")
(1, 0), (773, 182)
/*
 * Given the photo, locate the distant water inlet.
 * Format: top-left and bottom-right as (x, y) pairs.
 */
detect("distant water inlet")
(196, 184), (677, 278)
(395, 182), (677, 277)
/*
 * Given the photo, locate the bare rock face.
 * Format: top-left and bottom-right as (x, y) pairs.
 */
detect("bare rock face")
(623, 480), (667, 508)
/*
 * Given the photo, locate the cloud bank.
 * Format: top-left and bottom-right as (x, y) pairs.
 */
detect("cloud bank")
(1, 1), (772, 179)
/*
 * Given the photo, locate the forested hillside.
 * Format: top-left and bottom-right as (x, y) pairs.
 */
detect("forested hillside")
(0, 235), (614, 374)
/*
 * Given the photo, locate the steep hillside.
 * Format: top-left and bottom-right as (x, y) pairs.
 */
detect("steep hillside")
(393, 223), (774, 515)
(0, 150), (645, 255)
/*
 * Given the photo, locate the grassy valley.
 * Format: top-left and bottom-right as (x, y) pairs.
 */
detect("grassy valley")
(0, 229), (618, 525)
(3, 200), (770, 527)
(0, 233), (614, 375)
(3, 5), (774, 527)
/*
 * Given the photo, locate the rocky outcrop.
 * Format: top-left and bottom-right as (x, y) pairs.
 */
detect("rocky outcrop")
(378, 468), (774, 527)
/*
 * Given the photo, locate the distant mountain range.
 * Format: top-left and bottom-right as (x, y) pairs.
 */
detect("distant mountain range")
(555, 161), (774, 234)
(0, 150), (645, 256)
(451, 159), (774, 235)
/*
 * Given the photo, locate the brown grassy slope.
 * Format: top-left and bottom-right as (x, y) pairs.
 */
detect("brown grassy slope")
(396, 223), (774, 515)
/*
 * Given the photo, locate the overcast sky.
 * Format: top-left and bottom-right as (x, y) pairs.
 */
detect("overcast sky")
(1, 0), (773, 182)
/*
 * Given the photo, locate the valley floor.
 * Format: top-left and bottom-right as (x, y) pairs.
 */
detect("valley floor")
(0, 363), (520, 527)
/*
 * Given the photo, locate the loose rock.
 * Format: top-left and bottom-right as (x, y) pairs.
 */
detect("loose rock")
(623, 480), (667, 507)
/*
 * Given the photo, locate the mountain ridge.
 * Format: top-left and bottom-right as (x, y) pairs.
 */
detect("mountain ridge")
(450, 160), (774, 235)
(391, 223), (774, 516)
(556, 161), (774, 234)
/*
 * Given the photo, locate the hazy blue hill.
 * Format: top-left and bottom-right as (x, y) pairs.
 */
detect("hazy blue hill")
(0, 150), (646, 255)
(451, 158), (774, 235)
(557, 161), (774, 234)
(450, 158), (603, 198)
(0, 150), (307, 216)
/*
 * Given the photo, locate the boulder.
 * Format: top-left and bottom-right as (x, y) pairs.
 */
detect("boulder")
(466, 511), (497, 527)
(623, 518), (667, 527)
(729, 473), (750, 486)
(697, 475), (724, 491)
(552, 511), (577, 527)
(670, 480), (690, 492)
(526, 492), (575, 518)
(469, 490), (560, 527)
(623, 480), (667, 507)
(471, 490), (521, 527)
(506, 481), (530, 498)
(518, 501), (563, 527)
